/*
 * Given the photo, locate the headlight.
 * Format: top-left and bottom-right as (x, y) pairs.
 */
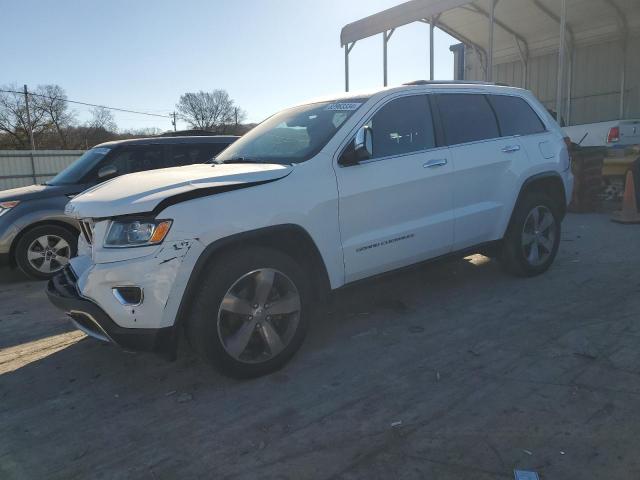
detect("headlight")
(0, 200), (20, 217)
(104, 219), (172, 247)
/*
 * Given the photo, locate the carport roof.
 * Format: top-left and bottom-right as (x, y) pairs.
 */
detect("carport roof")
(340, 0), (640, 62)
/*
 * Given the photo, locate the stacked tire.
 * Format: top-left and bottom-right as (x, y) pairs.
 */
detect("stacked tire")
(568, 146), (605, 213)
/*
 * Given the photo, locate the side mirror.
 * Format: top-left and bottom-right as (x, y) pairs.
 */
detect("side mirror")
(97, 164), (118, 180)
(339, 126), (373, 166)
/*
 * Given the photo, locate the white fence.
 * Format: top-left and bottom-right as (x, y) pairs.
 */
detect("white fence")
(0, 150), (84, 190)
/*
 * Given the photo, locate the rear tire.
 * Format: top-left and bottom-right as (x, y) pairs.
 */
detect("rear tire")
(501, 192), (561, 277)
(186, 246), (312, 379)
(15, 225), (77, 280)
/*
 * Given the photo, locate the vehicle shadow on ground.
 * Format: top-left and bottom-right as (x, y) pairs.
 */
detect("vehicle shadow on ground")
(0, 253), (504, 405)
(0, 254), (506, 479)
(0, 267), (31, 285)
(312, 253), (505, 348)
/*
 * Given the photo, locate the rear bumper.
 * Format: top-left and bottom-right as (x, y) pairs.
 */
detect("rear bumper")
(46, 266), (175, 354)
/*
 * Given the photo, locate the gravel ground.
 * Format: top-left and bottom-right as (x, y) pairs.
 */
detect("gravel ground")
(1, 213), (639, 479)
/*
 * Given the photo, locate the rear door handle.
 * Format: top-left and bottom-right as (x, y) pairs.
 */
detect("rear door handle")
(501, 145), (521, 153)
(423, 158), (447, 168)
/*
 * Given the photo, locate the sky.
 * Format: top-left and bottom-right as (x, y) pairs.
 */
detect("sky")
(2, 0), (459, 131)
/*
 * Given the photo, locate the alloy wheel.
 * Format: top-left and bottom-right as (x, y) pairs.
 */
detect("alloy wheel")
(521, 205), (556, 267)
(217, 268), (301, 364)
(27, 235), (71, 274)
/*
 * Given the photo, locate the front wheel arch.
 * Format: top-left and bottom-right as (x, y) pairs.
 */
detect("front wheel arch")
(173, 224), (331, 332)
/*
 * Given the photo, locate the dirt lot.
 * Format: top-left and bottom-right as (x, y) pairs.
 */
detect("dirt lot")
(1, 213), (639, 479)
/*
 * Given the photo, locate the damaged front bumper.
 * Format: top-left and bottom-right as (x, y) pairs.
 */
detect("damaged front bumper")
(46, 237), (204, 357)
(47, 266), (175, 354)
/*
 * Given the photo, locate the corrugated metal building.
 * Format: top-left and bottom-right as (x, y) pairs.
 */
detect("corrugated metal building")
(455, 29), (639, 126)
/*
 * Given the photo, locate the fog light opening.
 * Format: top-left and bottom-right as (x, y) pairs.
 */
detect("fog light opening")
(112, 286), (144, 306)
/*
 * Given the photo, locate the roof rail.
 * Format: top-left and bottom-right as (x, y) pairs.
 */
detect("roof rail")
(403, 80), (496, 86)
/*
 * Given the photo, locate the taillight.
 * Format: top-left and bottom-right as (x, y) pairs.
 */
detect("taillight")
(607, 126), (620, 143)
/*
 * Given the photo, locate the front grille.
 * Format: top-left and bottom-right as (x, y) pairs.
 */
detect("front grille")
(80, 220), (93, 245)
(51, 265), (80, 298)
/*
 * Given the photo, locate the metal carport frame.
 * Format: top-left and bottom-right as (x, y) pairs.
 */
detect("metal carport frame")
(340, 0), (639, 122)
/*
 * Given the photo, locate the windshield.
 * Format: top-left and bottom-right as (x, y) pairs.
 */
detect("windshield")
(216, 99), (368, 164)
(47, 147), (112, 185)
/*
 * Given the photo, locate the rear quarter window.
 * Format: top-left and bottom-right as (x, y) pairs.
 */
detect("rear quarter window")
(436, 94), (500, 146)
(487, 95), (546, 137)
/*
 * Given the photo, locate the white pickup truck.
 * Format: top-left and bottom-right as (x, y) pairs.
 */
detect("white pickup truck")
(564, 119), (640, 147)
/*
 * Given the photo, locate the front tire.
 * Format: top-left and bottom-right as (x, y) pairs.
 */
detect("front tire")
(186, 247), (311, 378)
(501, 192), (562, 277)
(15, 225), (77, 280)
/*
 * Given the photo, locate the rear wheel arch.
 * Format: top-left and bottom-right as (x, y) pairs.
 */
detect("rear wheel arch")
(510, 172), (567, 226)
(174, 224), (331, 330)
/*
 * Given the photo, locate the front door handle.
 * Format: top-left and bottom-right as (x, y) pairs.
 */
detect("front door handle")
(423, 158), (447, 168)
(501, 145), (521, 153)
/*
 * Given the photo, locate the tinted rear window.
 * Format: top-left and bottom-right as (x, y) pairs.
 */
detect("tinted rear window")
(169, 143), (230, 166)
(487, 95), (546, 136)
(436, 94), (499, 146)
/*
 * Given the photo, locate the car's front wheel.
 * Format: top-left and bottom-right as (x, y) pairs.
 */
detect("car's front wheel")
(186, 246), (311, 378)
(501, 192), (562, 277)
(15, 225), (77, 280)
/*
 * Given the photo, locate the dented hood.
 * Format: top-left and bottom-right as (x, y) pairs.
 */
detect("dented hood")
(65, 163), (292, 219)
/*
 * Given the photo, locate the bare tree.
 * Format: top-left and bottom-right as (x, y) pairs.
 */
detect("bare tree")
(76, 107), (118, 147)
(0, 84), (47, 148)
(87, 106), (117, 132)
(176, 90), (242, 132)
(33, 85), (75, 148)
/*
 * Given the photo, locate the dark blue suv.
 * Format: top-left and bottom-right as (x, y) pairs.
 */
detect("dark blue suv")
(0, 135), (237, 279)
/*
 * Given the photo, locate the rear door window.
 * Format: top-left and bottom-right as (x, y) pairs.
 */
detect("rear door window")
(487, 95), (546, 136)
(367, 95), (435, 159)
(436, 94), (500, 146)
(168, 144), (229, 167)
(106, 145), (165, 175)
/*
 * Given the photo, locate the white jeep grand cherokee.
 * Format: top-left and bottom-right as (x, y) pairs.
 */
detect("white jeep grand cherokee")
(47, 82), (573, 378)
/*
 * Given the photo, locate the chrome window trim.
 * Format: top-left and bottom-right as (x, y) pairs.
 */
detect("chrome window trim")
(355, 145), (449, 166)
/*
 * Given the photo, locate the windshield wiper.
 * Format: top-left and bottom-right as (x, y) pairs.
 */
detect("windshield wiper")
(217, 157), (266, 164)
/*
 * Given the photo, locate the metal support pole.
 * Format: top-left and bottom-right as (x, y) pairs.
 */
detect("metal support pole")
(620, 39), (627, 118)
(556, 0), (567, 125)
(383, 30), (394, 87)
(344, 42), (356, 92)
(487, 0), (497, 82)
(172, 111), (177, 131)
(23, 85), (36, 151)
(23, 85), (37, 184)
(344, 45), (350, 92)
(515, 36), (528, 89)
(383, 32), (388, 87)
(430, 19), (435, 80)
(566, 48), (573, 126)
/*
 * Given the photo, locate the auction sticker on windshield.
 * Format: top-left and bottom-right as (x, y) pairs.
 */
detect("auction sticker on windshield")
(325, 103), (362, 111)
